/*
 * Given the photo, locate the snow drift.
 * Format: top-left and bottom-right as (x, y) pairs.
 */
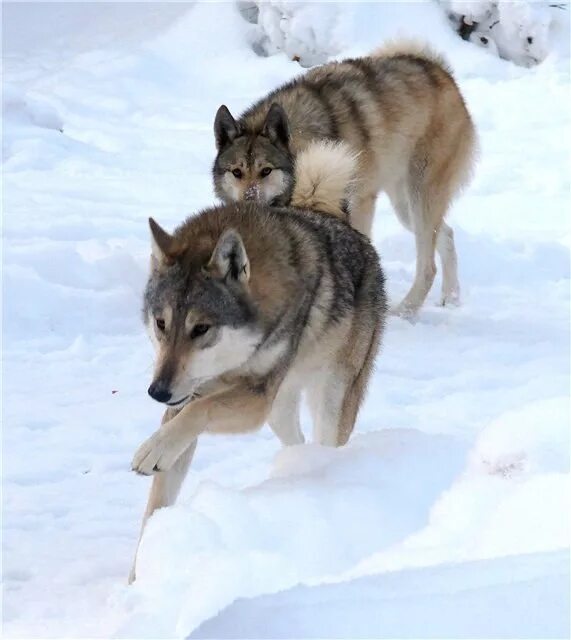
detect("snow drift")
(2, 2), (569, 638)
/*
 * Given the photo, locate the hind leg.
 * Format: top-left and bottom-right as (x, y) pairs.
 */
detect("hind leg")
(307, 328), (378, 447)
(391, 181), (448, 318)
(389, 185), (434, 317)
(390, 184), (459, 313)
(307, 366), (353, 447)
(392, 220), (438, 318)
(388, 184), (413, 232)
(268, 385), (305, 446)
(351, 192), (377, 238)
(436, 221), (460, 306)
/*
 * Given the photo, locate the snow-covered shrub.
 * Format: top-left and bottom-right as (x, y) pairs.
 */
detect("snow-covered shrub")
(240, 1), (346, 67)
(441, 0), (568, 67)
(240, 1), (566, 69)
(236, 0), (259, 25)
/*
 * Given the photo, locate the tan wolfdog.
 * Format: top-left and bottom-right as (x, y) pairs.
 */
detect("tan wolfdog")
(212, 41), (477, 317)
(129, 141), (387, 582)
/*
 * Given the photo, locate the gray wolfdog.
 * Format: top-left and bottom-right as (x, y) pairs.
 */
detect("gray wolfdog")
(129, 141), (387, 582)
(212, 41), (477, 317)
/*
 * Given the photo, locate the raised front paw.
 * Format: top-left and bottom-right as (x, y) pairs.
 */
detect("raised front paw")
(131, 429), (185, 475)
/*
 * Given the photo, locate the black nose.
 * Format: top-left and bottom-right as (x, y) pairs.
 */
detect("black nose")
(148, 382), (172, 404)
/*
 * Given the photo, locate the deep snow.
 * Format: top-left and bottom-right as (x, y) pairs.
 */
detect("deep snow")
(2, 2), (570, 639)
(190, 550), (570, 639)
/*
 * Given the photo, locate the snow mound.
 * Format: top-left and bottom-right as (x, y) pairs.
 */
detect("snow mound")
(252, 1), (348, 67)
(190, 549), (570, 639)
(2, 2), (569, 638)
(342, 398), (570, 581)
(441, 1), (569, 67)
(469, 396), (570, 477)
(117, 431), (467, 638)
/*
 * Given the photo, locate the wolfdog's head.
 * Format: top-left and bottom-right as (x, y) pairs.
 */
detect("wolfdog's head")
(143, 218), (260, 408)
(212, 103), (295, 206)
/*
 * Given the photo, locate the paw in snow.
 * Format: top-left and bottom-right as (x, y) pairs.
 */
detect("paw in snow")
(440, 288), (462, 308)
(389, 302), (418, 323)
(131, 429), (187, 475)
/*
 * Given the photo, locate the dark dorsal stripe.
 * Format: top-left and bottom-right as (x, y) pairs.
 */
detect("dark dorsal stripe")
(309, 77), (372, 148)
(339, 85), (371, 148)
(304, 83), (341, 140)
(344, 58), (381, 98)
(385, 54), (442, 88)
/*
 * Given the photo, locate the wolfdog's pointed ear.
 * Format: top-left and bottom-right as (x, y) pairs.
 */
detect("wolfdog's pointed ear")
(214, 105), (240, 151)
(149, 217), (177, 266)
(262, 103), (290, 147)
(208, 229), (250, 282)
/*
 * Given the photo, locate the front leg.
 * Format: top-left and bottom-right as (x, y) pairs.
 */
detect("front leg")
(129, 437), (196, 583)
(129, 407), (197, 584)
(131, 383), (272, 476)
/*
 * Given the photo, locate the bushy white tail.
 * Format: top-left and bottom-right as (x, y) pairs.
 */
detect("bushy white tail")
(291, 141), (358, 219)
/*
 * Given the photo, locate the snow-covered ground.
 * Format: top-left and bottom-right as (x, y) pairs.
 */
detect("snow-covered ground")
(190, 549), (570, 639)
(2, 2), (570, 638)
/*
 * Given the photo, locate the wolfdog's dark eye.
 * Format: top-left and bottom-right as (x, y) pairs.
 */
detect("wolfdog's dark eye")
(232, 168), (242, 179)
(156, 318), (166, 332)
(190, 324), (210, 339)
(527, 36), (533, 45)
(260, 167), (272, 177)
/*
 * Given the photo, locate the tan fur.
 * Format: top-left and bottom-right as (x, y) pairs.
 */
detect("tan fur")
(291, 141), (358, 219)
(217, 40), (478, 316)
(129, 147), (386, 582)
